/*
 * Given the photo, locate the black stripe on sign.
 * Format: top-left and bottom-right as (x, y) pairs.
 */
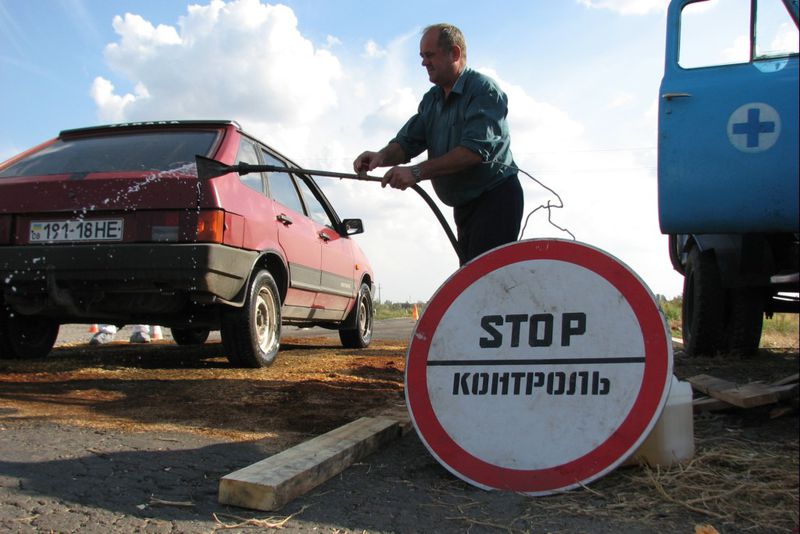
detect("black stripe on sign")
(426, 357), (646, 366)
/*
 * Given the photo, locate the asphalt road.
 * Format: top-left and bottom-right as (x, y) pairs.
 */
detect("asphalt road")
(54, 317), (418, 346)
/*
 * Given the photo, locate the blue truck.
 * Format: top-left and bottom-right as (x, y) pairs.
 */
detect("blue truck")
(658, 0), (799, 355)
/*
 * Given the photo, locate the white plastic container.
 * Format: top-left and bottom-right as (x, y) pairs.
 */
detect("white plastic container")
(631, 375), (695, 467)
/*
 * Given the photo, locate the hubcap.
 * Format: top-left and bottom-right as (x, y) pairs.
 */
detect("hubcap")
(254, 287), (277, 353)
(358, 297), (371, 338)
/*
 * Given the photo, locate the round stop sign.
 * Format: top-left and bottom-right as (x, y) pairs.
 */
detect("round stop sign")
(405, 239), (672, 495)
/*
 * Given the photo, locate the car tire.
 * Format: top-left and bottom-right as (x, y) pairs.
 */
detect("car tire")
(682, 246), (724, 356)
(171, 327), (210, 346)
(724, 287), (764, 356)
(221, 270), (281, 368)
(0, 306), (60, 360)
(339, 283), (374, 349)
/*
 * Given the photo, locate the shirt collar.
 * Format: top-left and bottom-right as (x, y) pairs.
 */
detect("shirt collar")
(436, 66), (470, 102)
(451, 66), (470, 96)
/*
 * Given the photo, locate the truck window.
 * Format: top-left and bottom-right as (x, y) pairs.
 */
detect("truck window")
(680, 0), (799, 69)
(755, 0), (799, 59)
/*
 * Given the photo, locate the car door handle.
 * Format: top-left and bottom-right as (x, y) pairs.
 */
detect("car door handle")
(661, 92), (692, 100)
(318, 231), (331, 242)
(276, 213), (293, 226)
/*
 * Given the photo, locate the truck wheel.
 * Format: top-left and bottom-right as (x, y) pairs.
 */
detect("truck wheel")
(221, 270), (281, 367)
(339, 283), (374, 349)
(171, 327), (210, 346)
(724, 287), (764, 356)
(682, 246), (724, 356)
(0, 306), (60, 359)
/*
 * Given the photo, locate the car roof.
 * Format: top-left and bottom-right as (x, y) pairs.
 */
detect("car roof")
(59, 120), (242, 137)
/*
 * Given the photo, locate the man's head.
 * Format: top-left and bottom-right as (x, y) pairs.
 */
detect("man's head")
(420, 23), (467, 91)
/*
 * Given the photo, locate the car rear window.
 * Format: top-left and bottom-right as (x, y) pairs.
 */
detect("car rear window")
(0, 130), (219, 177)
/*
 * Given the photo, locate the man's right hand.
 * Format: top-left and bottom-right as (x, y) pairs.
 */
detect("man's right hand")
(353, 151), (383, 174)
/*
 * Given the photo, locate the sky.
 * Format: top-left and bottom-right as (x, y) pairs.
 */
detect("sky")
(0, 0), (686, 303)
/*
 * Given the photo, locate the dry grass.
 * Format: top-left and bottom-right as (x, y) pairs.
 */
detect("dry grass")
(415, 414), (799, 533)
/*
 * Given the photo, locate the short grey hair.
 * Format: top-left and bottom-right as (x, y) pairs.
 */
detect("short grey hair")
(423, 23), (467, 60)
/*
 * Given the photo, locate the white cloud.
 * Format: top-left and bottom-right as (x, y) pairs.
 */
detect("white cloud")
(607, 92), (635, 109)
(722, 34), (749, 63)
(94, 0), (342, 125)
(577, 0), (666, 16)
(363, 39), (387, 58)
(771, 22), (800, 55)
(324, 35), (341, 49)
(90, 77), (149, 122)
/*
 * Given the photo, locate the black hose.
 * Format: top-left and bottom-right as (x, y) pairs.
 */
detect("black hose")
(410, 184), (460, 262)
(196, 156), (461, 261)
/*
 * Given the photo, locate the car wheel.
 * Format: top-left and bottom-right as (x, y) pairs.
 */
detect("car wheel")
(221, 270), (281, 367)
(0, 305), (60, 359)
(171, 327), (210, 346)
(724, 287), (764, 356)
(681, 246), (724, 356)
(339, 283), (374, 349)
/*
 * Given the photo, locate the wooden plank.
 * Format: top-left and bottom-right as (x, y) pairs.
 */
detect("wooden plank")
(693, 396), (732, 412)
(219, 416), (402, 512)
(771, 373), (800, 387)
(687, 374), (797, 408)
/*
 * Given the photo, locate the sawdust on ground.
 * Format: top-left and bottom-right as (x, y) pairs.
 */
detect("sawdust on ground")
(0, 337), (407, 449)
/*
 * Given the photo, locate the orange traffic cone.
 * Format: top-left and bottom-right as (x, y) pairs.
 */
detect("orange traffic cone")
(88, 324), (99, 333)
(151, 325), (163, 340)
(412, 304), (419, 321)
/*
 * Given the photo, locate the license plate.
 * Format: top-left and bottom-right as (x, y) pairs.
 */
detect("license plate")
(29, 219), (124, 243)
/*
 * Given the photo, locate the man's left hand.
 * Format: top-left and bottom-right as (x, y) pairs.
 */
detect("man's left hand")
(381, 166), (417, 190)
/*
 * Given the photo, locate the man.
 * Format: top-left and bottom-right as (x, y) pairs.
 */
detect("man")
(353, 23), (523, 265)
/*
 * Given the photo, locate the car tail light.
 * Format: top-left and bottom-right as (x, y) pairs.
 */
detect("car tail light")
(195, 209), (225, 243)
(140, 209), (225, 243)
(151, 211), (180, 242)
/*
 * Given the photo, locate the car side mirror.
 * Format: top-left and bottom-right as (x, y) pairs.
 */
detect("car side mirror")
(341, 219), (364, 236)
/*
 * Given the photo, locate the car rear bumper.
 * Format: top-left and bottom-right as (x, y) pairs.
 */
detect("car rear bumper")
(0, 243), (257, 310)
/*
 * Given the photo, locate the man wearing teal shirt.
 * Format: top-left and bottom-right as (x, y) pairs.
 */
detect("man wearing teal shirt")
(354, 23), (523, 265)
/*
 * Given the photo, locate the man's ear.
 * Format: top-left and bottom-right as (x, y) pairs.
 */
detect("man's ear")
(450, 44), (463, 62)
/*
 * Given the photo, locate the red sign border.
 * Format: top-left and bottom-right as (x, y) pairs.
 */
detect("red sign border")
(406, 239), (672, 493)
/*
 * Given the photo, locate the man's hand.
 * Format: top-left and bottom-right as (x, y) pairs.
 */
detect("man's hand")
(353, 151), (384, 174)
(381, 166), (416, 190)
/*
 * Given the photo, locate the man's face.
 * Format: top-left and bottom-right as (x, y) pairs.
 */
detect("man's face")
(419, 30), (458, 88)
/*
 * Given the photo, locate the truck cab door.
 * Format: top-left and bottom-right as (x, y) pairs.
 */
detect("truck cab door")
(658, 0), (799, 234)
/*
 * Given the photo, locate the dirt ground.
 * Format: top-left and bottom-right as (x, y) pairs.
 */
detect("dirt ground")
(0, 322), (798, 533)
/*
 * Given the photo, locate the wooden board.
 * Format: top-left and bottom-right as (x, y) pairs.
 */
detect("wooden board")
(687, 374), (799, 408)
(772, 373), (800, 386)
(219, 416), (403, 511)
(693, 396), (732, 412)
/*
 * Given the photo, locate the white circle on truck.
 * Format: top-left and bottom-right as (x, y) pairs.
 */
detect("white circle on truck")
(405, 239), (672, 495)
(727, 102), (781, 153)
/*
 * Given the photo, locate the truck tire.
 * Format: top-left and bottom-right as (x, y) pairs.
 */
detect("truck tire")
(171, 327), (210, 346)
(724, 287), (764, 356)
(339, 283), (374, 349)
(682, 246), (724, 356)
(221, 270), (281, 368)
(0, 305), (60, 360)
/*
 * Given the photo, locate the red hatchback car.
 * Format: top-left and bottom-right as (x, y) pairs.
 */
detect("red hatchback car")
(0, 120), (375, 367)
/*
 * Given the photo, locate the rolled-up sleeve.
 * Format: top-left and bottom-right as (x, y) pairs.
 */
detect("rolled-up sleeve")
(459, 88), (509, 162)
(391, 103), (429, 162)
